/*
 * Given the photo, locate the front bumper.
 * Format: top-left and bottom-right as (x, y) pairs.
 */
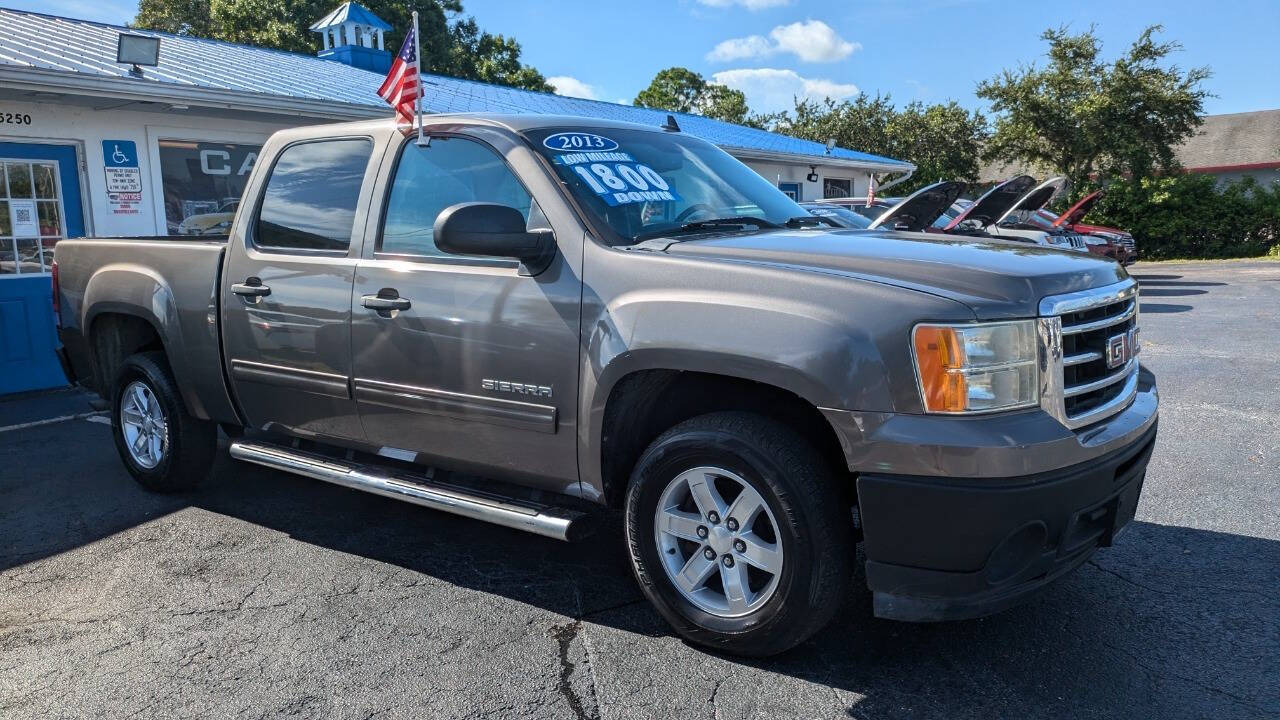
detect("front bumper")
(821, 366), (1159, 622)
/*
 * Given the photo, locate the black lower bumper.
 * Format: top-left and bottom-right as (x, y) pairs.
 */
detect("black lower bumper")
(858, 421), (1158, 622)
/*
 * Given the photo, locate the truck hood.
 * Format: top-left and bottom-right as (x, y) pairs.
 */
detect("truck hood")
(658, 228), (1128, 320)
(943, 175), (1036, 231)
(1054, 189), (1103, 227)
(868, 181), (966, 232)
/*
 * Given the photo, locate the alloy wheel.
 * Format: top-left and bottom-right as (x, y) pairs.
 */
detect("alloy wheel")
(120, 380), (168, 469)
(653, 466), (784, 618)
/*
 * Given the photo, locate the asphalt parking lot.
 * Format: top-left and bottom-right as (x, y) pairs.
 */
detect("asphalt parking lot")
(2, 260), (1277, 719)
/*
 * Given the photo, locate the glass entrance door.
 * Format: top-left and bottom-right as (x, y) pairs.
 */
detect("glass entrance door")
(0, 143), (83, 395)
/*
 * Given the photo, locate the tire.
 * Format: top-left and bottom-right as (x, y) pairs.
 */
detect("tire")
(110, 351), (217, 492)
(624, 411), (852, 657)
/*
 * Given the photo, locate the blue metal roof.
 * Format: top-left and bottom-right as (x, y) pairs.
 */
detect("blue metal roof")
(0, 8), (911, 170)
(309, 3), (393, 32)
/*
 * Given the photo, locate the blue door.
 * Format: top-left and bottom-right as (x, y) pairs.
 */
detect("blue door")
(1, 143), (84, 395)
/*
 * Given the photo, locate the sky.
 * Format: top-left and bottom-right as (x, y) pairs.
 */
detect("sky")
(9, 0), (1279, 117)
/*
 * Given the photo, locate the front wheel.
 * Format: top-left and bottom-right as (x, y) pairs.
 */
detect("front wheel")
(110, 352), (217, 492)
(624, 412), (852, 656)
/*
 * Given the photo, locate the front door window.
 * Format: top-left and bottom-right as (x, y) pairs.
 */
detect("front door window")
(1, 160), (64, 274)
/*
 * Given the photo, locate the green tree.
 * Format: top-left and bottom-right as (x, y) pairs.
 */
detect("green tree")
(633, 67), (750, 125)
(887, 101), (989, 188)
(769, 94), (987, 194)
(977, 25), (1210, 188)
(133, 0), (550, 92)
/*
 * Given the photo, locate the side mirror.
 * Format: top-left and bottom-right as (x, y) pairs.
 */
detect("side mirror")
(435, 202), (553, 273)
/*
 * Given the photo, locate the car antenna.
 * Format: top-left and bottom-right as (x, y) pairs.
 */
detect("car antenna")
(661, 114), (681, 132)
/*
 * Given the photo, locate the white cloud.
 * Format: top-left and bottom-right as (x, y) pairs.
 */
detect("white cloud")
(706, 20), (859, 63)
(548, 76), (599, 100)
(769, 20), (859, 62)
(696, 0), (792, 10)
(711, 68), (858, 114)
(707, 35), (773, 62)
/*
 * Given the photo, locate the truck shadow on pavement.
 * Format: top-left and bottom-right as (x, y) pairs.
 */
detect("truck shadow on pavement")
(5, 433), (1273, 719)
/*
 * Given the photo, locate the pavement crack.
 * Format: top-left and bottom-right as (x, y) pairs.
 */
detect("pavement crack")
(550, 620), (599, 720)
(708, 677), (726, 720)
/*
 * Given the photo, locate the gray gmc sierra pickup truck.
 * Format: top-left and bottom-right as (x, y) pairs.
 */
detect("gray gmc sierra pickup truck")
(54, 115), (1158, 656)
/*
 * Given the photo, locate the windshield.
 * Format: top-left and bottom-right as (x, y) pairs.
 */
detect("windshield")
(523, 127), (808, 244)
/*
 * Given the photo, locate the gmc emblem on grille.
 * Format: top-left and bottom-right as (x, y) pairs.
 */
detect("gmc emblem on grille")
(1106, 329), (1136, 369)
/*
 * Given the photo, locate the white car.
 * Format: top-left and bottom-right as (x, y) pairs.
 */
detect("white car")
(941, 176), (1088, 252)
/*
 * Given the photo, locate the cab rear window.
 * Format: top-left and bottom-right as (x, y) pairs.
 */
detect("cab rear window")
(255, 139), (372, 252)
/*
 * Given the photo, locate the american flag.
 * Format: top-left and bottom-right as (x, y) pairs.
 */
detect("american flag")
(378, 27), (420, 127)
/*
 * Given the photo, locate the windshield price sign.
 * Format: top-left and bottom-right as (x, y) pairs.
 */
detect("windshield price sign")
(553, 144), (681, 207)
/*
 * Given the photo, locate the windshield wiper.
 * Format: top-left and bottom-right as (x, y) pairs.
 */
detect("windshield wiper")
(679, 216), (783, 232)
(633, 216), (782, 242)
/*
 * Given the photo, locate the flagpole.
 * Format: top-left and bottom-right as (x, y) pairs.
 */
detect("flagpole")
(412, 10), (426, 146)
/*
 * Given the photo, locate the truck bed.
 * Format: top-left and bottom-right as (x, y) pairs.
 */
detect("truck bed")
(55, 235), (238, 423)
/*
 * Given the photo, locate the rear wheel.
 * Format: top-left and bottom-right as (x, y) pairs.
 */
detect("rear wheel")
(110, 352), (216, 492)
(625, 411), (852, 656)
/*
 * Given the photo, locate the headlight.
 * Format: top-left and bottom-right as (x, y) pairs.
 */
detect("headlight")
(1084, 236), (1109, 246)
(912, 321), (1039, 413)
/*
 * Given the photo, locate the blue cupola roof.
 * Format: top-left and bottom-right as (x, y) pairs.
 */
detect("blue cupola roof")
(308, 2), (392, 32)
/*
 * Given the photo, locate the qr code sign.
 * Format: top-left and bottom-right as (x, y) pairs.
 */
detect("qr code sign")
(15, 207), (32, 223)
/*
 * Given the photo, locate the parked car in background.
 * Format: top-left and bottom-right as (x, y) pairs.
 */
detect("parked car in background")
(804, 182), (967, 233)
(177, 199), (240, 236)
(989, 177), (1090, 252)
(54, 115), (1157, 657)
(800, 201), (873, 229)
(941, 176), (1087, 252)
(1037, 190), (1137, 264)
(865, 181), (967, 232)
(821, 196), (900, 220)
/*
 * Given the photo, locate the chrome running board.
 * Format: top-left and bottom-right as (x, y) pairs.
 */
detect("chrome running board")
(229, 440), (593, 542)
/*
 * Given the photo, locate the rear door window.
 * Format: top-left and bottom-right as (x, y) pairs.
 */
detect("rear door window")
(255, 139), (372, 252)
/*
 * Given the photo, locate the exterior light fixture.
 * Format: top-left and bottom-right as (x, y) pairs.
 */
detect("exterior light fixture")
(806, 165), (819, 183)
(117, 34), (161, 75)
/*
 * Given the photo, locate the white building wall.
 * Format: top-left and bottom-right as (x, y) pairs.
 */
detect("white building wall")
(740, 160), (873, 202)
(0, 99), (319, 237)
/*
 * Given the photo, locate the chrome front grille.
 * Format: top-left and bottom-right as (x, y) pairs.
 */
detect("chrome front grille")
(1038, 279), (1141, 429)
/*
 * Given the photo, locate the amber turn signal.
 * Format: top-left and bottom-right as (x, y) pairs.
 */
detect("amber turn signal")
(913, 326), (968, 412)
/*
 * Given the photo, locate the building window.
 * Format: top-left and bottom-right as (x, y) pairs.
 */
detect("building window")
(778, 181), (802, 201)
(159, 140), (262, 236)
(255, 139), (373, 252)
(380, 137), (534, 259)
(1, 160), (64, 274)
(823, 178), (852, 199)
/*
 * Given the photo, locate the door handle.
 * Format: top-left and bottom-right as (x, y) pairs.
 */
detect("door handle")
(231, 279), (271, 297)
(362, 293), (411, 312)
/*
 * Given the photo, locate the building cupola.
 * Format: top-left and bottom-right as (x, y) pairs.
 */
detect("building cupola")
(310, 2), (393, 74)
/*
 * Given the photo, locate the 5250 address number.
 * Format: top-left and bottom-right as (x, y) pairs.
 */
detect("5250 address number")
(2, 112), (34, 125)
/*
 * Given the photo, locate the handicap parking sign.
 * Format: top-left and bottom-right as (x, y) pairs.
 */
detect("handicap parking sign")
(102, 140), (143, 195)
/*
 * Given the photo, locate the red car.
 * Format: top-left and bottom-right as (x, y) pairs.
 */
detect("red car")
(1035, 190), (1137, 265)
